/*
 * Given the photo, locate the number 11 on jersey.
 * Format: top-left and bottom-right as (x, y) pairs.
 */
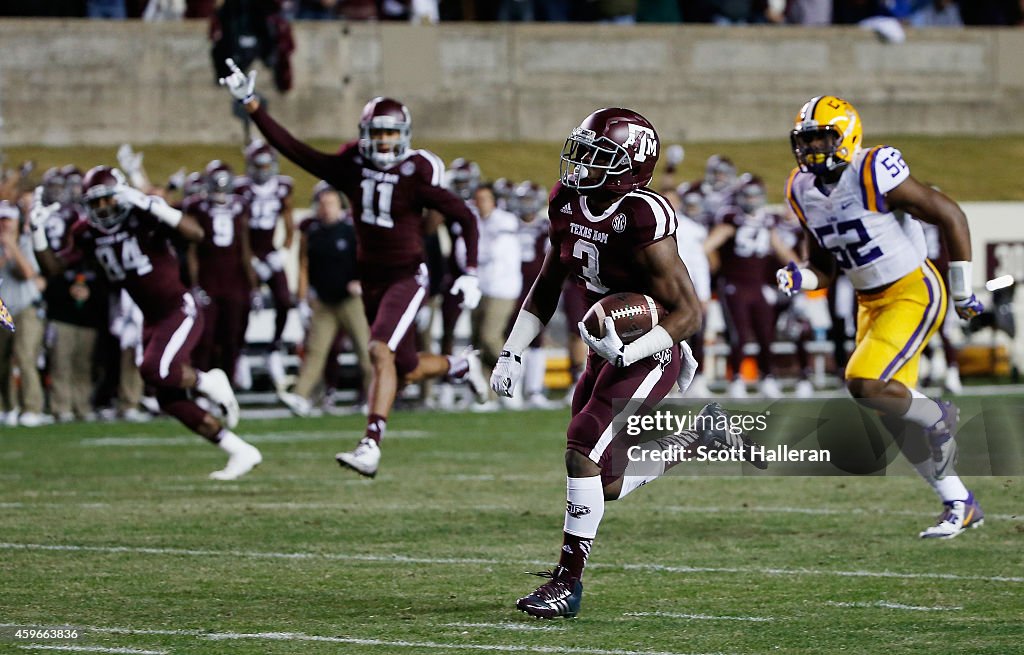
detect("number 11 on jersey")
(361, 179), (394, 228)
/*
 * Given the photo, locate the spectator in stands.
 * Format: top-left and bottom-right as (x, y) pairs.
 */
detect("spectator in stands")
(87, 0), (127, 18)
(470, 184), (522, 401)
(783, 0), (832, 24)
(498, 0), (534, 21)
(0, 201), (49, 427)
(279, 184), (371, 417)
(909, 0), (963, 26)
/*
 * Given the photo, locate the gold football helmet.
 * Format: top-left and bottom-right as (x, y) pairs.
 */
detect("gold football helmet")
(790, 95), (862, 175)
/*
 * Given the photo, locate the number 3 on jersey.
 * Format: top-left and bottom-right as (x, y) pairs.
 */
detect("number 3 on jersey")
(573, 240), (609, 294)
(361, 179), (394, 228)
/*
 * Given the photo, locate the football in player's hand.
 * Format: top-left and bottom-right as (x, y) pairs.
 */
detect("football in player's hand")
(582, 293), (667, 344)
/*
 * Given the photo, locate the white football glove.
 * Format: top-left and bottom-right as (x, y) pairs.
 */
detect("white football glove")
(579, 317), (625, 367)
(29, 187), (60, 232)
(117, 144), (143, 177)
(114, 184), (152, 211)
(490, 350), (523, 398)
(218, 58), (257, 103)
(450, 273), (481, 310)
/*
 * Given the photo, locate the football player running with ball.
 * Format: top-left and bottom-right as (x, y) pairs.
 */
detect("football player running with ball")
(491, 108), (706, 618)
(778, 95), (985, 539)
(220, 60), (485, 478)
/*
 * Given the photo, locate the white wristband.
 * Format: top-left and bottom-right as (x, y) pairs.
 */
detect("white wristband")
(31, 226), (49, 252)
(622, 325), (674, 367)
(948, 261), (972, 299)
(799, 268), (820, 291)
(148, 198), (182, 228)
(503, 309), (543, 354)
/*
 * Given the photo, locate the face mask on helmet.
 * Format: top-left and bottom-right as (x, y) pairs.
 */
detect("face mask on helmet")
(710, 159), (737, 192)
(737, 183), (766, 214)
(560, 132), (631, 191)
(205, 164), (234, 200)
(81, 166), (129, 232)
(791, 126), (844, 176)
(41, 168), (66, 206)
(681, 192), (704, 219)
(248, 151), (277, 184)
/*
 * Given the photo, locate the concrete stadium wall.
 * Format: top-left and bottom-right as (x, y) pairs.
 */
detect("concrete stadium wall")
(2, 20), (1024, 146)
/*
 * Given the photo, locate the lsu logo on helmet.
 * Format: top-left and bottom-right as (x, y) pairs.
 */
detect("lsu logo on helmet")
(790, 95), (863, 175)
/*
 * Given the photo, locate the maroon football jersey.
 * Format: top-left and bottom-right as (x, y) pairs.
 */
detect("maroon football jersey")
(250, 106), (479, 282)
(66, 209), (188, 322)
(182, 194), (251, 297)
(549, 182), (677, 306)
(716, 208), (782, 287)
(234, 174), (293, 258)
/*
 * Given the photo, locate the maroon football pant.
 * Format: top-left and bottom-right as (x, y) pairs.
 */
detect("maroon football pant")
(719, 282), (776, 378)
(138, 293), (209, 436)
(362, 267), (429, 376)
(265, 268), (292, 347)
(194, 292), (249, 377)
(568, 346), (681, 486)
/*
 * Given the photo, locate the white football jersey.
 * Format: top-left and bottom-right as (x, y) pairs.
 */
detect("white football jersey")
(786, 146), (927, 291)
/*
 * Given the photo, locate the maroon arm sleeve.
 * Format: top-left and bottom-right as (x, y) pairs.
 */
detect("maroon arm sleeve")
(250, 105), (347, 184)
(422, 185), (479, 270)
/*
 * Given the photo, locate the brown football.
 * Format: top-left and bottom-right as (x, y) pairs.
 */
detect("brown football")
(582, 292), (668, 344)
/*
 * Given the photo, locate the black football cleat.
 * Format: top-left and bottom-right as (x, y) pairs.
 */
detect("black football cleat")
(516, 565), (583, 619)
(696, 402), (768, 469)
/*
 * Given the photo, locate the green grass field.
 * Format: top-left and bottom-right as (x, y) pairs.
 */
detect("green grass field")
(7, 134), (1024, 208)
(2, 405), (1022, 655)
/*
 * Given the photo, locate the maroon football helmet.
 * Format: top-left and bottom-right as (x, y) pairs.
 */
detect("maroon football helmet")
(358, 96), (412, 168)
(60, 165), (84, 204)
(447, 158), (481, 200)
(204, 160), (234, 200)
(244, 141), (278, 184)
(704, 155), (737, 192)
(509, 180), (547, 221)
(560, 108), (660, 193)
(82, 166), (129, 232)
(736, 176), (766, 214)
(41, 167), (66, 205)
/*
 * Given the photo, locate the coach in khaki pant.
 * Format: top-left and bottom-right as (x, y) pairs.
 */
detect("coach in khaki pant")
(0, 203), (48, 427)
(278, 185), (371, 416)
(470, 185), (522, 383)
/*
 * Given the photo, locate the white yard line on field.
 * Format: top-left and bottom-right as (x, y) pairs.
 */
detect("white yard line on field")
(78, 430), (428, 447)
(18, 646), (167, 655)
(1, 542), (1021, 584)
(0, 623), (724, 655)
(623, 612), (772, 622)
(824, 601), (962, 612)
(443, 622), (566, 632)
(659, 505), (1022, 522)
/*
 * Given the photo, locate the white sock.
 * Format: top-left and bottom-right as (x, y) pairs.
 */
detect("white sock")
(216, 430), (247, 455)
(564, 476), (605, 539)
(910, 456), (970, 502)
(524, 348), (547, 397)
(903, 388), (944, 428)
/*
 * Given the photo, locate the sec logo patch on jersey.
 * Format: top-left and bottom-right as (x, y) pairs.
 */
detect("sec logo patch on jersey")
(400, 161), (417, 177)
(612, 213), (627, 233)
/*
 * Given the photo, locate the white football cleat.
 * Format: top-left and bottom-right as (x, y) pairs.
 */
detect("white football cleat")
(336, 438), (381, 478)
(121, 408), (152, 423)
(728, 378), (748, 399)
(234, 354), (253, 390)
(944, 367), (963, 395)
(278, 390), (312, 417)
(19, 412), (55, 428)
(267, 350), (288, 391)
(759, 376), (782, 399)
(463, 348), (489, 404)
(919, 492), (984, 539)
(526, 393), (557, 409)
(198, 368), (239, 429)
(209, 443), (263, 481)
(794, 379), (815, 399)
